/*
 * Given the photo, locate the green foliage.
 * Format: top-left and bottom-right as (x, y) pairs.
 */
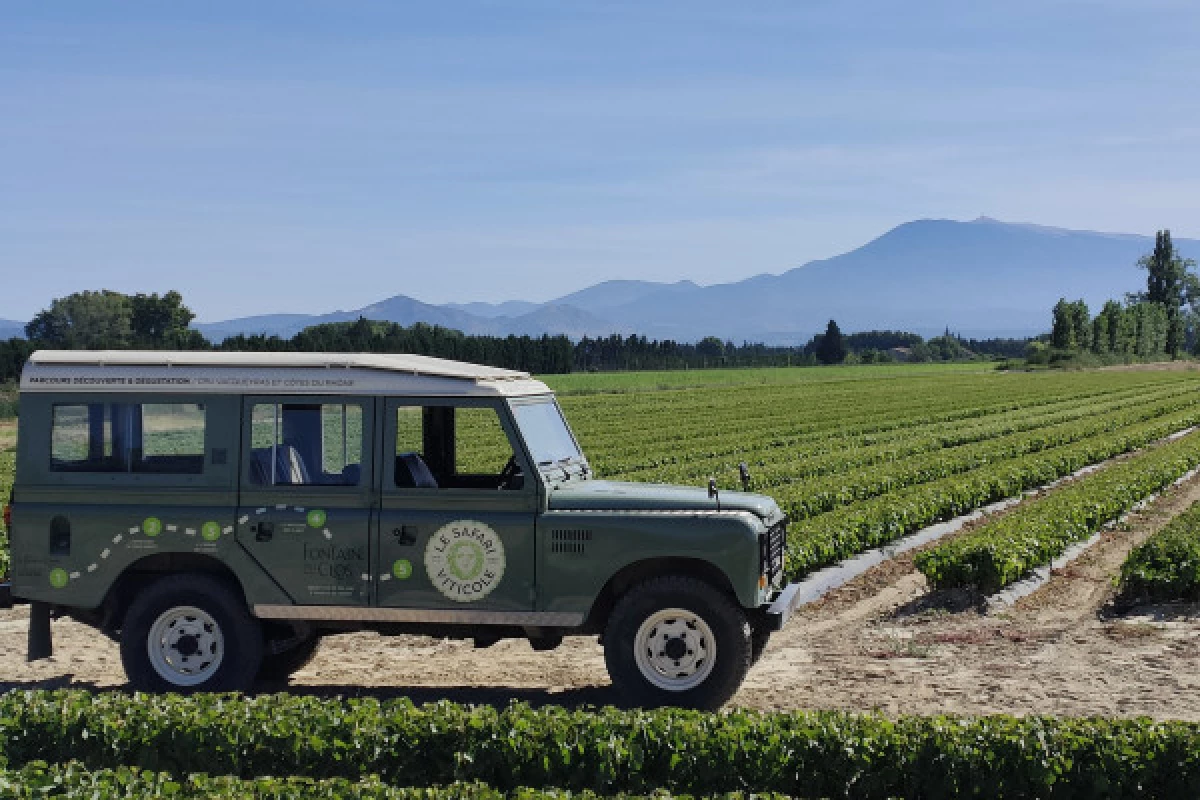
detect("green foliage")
(841, 329), (923, 351)
(915, 429), (1200, 592)
(25, 289), (134, 349)
(24, 290), (203, 351)
(550, 368), (1200, 582)
(0, 763), (778, 800)
(814, 319), (846, 365)
(1133, 230), (1199, 356)
(129, 290), (207, 349)
(777, 391), (1200, 519)
(1047, 229), (1200, 359)
(1051, 298), (1092, 352)
(0, 343), (34, 395)
(2, 692), (1200, 798)
(789, 404), (1200, 580)
(1024, 340), (1051, 364)
(1119, 499), (1200, 602)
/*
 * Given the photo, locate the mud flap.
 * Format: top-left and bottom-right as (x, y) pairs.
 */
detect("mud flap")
(27, 601), (52, 661)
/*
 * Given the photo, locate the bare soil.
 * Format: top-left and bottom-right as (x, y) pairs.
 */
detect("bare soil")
(4, 475), (1200, 718)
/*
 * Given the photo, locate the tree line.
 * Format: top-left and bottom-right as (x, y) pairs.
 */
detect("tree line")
(805, 321), (1028, 366)
(0, 289), (1023, 385)
(1040, 230), (1199, 362)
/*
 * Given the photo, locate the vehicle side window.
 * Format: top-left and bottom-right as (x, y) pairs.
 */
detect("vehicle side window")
(455, 407), (513, 476)
(393, 404), (520, 490)
(50, 402), (206, 474)
(248, 402), (363, 486)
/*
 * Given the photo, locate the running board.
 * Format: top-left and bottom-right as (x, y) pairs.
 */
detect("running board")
(253, 604), (585, 628)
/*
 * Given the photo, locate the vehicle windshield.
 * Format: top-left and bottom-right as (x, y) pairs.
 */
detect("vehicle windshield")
(511, 399), (584, 468)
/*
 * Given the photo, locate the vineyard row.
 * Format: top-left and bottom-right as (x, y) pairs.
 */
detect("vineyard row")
(1, 691), (1199, 799)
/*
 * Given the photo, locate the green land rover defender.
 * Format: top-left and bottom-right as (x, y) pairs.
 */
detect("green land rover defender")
(1, 351), (799, 708)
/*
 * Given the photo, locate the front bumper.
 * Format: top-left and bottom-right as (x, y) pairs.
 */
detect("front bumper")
(762, 581), (807, 631)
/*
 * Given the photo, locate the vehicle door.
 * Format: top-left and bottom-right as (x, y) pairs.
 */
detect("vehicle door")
(375, 397), (538, 611)
(236, 396), (375, 605)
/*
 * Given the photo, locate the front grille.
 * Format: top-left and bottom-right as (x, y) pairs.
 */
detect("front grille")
(760, 519), (786, 584)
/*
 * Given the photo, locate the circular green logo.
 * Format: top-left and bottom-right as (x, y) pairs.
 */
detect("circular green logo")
(307, 509), (327, 528)
(201, 521), (221, 542)
(424, 520), (506, 603)
(392, 559), (413, 580)
(142, 517), (163, 537)
(446, 540), (486, 582)
(48, 568), (69, 589)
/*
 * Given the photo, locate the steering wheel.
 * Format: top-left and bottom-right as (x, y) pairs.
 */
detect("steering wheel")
(497, 456), (522, 489)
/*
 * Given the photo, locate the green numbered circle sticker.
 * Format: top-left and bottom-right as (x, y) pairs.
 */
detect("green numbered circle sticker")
(201, 521), (222, 542)
(306, 509), (327, 528)
(142, 517), (163, 537)
(48, 568), (69, 589)
(392, 559), (413, 580)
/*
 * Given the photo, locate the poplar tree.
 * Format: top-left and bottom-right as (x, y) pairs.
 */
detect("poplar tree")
(1135, 230), (1198, 356)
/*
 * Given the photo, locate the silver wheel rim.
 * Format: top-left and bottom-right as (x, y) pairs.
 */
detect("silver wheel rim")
(146, 605), (224, 687)
(633, 607), (717, 691)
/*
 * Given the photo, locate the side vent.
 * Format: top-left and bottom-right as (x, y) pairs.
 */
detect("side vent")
(550, 529), (592, 555)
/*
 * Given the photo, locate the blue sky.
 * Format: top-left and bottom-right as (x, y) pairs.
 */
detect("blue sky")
(2, 1), (1199, 322)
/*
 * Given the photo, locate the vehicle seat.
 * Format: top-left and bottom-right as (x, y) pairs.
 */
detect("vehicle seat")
(250, 445), (311, 485)
(395, 452), (438, 489)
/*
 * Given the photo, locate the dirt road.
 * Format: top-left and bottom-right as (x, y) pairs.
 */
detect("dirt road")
(3, 476), (1200, 718)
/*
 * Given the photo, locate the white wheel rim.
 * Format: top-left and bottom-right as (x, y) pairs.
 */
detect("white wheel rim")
(633, 607), (717, 692)
(146, 605), (224, 687)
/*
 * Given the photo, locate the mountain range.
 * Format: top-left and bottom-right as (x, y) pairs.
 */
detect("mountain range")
(192, 217), (1198, 344)
(8, 218), (1197, 345)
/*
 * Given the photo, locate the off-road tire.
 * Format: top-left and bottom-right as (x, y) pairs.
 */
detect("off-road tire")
(750, 628), (771, 666)
(258, 635), (321, 681)
(120, 574), (262, 693)
(604, 575), (752, 710)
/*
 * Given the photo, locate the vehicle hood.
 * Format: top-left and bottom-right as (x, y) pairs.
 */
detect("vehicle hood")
(547, 479), (780, 519)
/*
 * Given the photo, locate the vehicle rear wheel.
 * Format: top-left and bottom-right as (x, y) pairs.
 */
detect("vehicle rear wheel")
(258, 635), (321, 681)
(120, 574), (262, 693)
(604, 575), (752, 710)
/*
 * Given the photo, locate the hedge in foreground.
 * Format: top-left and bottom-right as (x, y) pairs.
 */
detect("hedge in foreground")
(3, 691), (1200, 799)
(0, 763), (780, 800)
(914, 429), (1200, 593)
(1119, 498), (1200, 602)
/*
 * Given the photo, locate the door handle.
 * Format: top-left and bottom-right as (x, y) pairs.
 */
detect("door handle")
(254, 521), (275, 542)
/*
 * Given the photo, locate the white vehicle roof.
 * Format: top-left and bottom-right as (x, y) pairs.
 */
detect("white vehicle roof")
(20, 350), (553, 398)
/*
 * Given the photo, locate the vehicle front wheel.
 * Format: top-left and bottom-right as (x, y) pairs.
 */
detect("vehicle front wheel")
(120, 574), (262, 693)
(604, 575), (752, 709)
